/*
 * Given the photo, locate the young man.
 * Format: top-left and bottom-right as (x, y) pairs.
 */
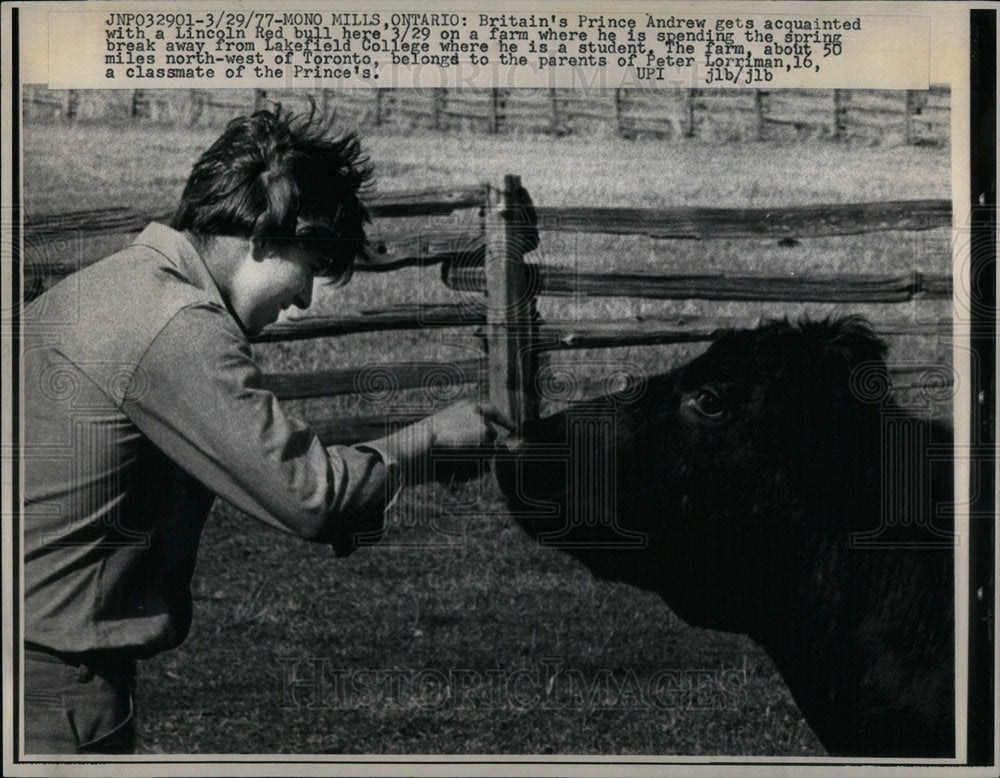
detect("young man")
(22, 106), (508, 754)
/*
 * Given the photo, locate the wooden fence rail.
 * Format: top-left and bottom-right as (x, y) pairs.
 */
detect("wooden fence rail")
(262, 358), (487, 401)
(264, 309), (951, 446)
(24, 232), (482, 297)
(23, 187), (489, 294)
(28, 199), (949, 243)
(443, 267), (952, 303)
(23, 186), (485, 240)
(308, 414), (427, 447)
(251, 304), (485, 344)
(530, 315), (951, 351)
(532, 200), (950, 239)
(24, 198), (950, 295)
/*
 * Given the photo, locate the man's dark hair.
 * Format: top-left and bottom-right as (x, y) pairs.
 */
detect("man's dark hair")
(172, 103), (372, 282)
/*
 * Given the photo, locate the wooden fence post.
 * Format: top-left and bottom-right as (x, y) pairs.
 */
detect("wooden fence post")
(485, 174), (539, 430)
(904, 89), (929, 144)
(755, 90), (767, 140)
(188, 90), (204, 126)
(833, 89), (846, 140)
(548, 88), (561, 134)
(254, 89), (268, 111)
(432, 88), (446, 131)
(64, 90), (79, 121)
(613, 89), (625, 137)
(130, 90), (145, 119)
(489, 88), (501, 134)
(373, 89), (385, 126)
(904, 90), (914, 144)
(685, 88), (697, 138)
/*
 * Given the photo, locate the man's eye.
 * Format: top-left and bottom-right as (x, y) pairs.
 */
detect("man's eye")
(693, 388), (725, 418)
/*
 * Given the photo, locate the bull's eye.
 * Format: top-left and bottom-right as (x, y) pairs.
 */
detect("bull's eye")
(692, 387), (726, 419)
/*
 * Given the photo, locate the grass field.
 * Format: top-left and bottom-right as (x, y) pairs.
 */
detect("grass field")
(22, 114), (952, 755)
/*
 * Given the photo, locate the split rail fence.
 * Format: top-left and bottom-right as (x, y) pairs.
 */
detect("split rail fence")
(25, 86), (950, 145)
(24, 179), (952, 445)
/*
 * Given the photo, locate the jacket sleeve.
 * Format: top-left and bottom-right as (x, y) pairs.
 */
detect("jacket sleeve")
(120, 302), (400, 550)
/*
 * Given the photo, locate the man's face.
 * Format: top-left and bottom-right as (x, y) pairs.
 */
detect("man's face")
(229, 242), (319, 335)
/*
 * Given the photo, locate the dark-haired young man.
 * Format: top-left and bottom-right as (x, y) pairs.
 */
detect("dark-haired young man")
(22, 107), (509, 754)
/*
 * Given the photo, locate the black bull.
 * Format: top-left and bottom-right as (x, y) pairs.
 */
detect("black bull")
(492, 317), (954, 757)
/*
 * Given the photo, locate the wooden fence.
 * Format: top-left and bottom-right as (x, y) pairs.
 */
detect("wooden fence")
(24, 86), (950, 145)
(24, 181), (952, 443)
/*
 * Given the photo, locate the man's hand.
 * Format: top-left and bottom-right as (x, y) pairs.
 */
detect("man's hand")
(425, 400), (515, 450)
(365, 401), (515, 485)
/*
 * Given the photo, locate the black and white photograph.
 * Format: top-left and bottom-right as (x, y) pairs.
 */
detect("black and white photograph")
(2, 1), (996, 774)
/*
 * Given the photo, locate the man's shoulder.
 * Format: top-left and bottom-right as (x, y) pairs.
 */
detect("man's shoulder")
(24, 227), (240, 394)
(95, 236), (211, 309)
(32, 226), (216, 312)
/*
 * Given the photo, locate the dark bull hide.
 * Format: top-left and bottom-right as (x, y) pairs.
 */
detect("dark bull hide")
(494, 317), (954, 757)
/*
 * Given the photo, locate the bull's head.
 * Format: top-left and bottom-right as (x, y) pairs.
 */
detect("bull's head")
(494, 317), (898, 634)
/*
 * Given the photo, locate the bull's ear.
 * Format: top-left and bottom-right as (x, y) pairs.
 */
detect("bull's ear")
(804, 316), (892, 404)
(811, 316), (888, 372)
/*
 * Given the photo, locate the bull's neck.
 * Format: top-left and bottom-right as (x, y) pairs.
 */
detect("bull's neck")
(751, 531), (953, 756)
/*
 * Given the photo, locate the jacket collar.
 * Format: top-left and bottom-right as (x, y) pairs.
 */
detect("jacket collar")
(131, 223), (228, 312)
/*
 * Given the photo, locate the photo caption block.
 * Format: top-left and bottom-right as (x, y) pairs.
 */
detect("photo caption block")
(46, 1), (931, 89)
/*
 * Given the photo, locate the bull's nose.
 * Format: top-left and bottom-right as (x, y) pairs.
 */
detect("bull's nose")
(492, 450), (520, 499)
(493, 417), (568, 502)
(519, 413), (562, 442)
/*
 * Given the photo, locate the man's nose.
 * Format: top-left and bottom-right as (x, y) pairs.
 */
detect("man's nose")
(294, 278), (313, 309)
